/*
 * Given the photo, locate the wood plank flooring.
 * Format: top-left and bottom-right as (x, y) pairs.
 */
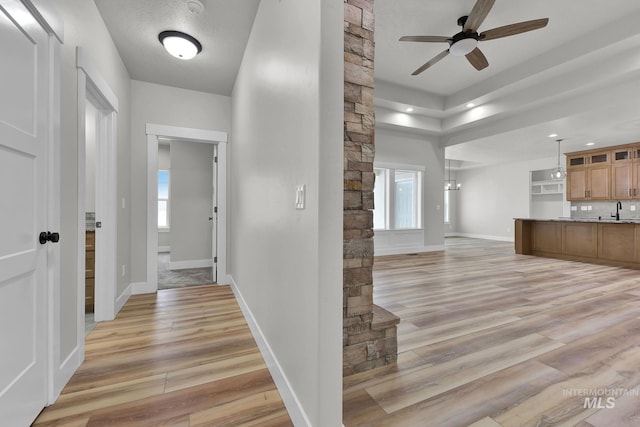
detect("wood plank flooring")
(33, 285), (293, 427)
(343, 237), (640, 427)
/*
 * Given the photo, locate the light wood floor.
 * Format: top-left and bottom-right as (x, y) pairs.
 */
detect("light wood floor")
(34, 285), (293, 427)
(343, 238), (640, 427)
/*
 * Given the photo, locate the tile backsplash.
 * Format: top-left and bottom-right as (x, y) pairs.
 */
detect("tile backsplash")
(86, 212), (95, 231)
(570, 201), (640, 220)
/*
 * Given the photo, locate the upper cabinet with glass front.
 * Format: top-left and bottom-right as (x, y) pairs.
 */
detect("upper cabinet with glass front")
(566, 143), (640, 201)
(566, 149), (610, 201)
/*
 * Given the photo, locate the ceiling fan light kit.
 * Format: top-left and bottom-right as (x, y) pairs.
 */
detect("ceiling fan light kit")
(400, 0), (549, 74)
(449, 36), (478, 57)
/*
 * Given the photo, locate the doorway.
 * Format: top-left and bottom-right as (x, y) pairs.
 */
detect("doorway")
(156, 140), (216, 289)
(84, 101), (99, 334)
(76, 48), (119, 324)
(146, 124), (228, 291)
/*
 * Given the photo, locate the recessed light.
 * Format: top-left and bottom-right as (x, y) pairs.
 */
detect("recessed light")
(405, 107), (414, 113)
(548, 133), (558, 138)
(586, 142), (595, 146)
(466, 102), (475, 108)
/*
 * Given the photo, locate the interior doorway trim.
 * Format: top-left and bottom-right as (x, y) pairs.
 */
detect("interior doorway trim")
(146, 124), (228, 292)
(76, 47), (119, 330)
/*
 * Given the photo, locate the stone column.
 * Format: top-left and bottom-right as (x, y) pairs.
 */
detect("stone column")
(343, 0), (398, 376)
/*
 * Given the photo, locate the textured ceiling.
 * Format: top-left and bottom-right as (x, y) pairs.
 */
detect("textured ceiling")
(94, 0), (260, 96)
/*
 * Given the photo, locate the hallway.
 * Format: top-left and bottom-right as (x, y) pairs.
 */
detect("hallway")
(34, 285), (292, 426)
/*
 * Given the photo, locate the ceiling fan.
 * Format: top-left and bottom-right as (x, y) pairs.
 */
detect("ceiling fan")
(400, 0), (549, 75)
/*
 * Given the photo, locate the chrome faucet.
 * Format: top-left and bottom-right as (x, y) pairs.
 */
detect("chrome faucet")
(612, 201), (622, 221)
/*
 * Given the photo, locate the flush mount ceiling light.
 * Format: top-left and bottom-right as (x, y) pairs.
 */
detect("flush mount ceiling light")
(405, 107), (414, 113)
(158, 30), (202, 60)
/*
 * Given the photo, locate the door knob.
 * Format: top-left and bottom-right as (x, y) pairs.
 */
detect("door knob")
(209, 217), (213, 221)
(39, 231), (60, 244)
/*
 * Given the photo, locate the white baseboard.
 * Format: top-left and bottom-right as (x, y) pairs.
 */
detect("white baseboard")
(158, 246), (170, 252)
(375, 244), (444, 256)
(130, 281), (155, 295)
(169, 258), (213, 270)
(228, 275), (311, 427)
(51, 344), (82, 405)
(115, 284), (132, 314)
(446, 232), (514, 242)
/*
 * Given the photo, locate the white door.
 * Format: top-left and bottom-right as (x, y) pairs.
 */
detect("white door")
(0, 3), (50, 425)
(211, 146), (218, 283)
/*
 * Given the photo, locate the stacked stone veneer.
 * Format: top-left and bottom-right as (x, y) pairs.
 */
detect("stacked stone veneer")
(343, 0), (399, 376)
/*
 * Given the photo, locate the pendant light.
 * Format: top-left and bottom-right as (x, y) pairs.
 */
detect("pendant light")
(445, 159), (461, 191)
(158, 30), (202, 60)
(551, 139), (566, 180)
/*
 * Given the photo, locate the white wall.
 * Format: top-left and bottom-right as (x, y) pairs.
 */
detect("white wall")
(169, 141), (213, 263)
(84, 102), (97, 213)
(229, 0), (343, 425)
(375, 128), (445, 253)
(129, 80), (231, 284)
(453, 157), (561, 241)
(56, 0), (131, 361)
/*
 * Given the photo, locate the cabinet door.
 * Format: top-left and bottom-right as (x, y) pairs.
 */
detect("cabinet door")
(589, 165), (611, 200)
(612, 163), (633, 199)
(613, 147), (633, 162)
(567, 154), (587, 169)
(632, 161), (640, 199)
(589, 151), (610, 165)
(567, 168), (587, 201)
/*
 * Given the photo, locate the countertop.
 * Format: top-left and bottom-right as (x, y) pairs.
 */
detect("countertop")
(515, 217), (640, 224)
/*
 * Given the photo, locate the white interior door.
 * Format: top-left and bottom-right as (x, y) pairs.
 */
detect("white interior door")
(0, 2), (50, 425)
(212, 146), (218, 283)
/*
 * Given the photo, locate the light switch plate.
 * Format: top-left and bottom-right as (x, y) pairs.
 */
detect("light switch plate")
(580, 206), (588, 211)
(632, 205), (636, 212)
(587, 205), (592, 211)
(295, 184), (306, 210)
(571, 206), (578, 211)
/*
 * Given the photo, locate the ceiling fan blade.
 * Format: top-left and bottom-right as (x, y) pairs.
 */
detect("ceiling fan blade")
(480, 18), (549, 41)
(463, 0), (496, 32)
(466, 47), (489, 71)
(411, 49), (450, 75)
(400, 36), (450, 43)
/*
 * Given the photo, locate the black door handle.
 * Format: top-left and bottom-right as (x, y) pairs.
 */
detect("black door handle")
(39, 231), (60, 244)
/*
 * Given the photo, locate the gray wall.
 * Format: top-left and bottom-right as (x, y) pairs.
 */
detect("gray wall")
(57, 0), (132, 360)
(454, 157), (564, 240)
(169, 141), (213, 263)
(129, 80), (231, 284)
(375, 128), (445, 248)
(229, 0), (343, 424)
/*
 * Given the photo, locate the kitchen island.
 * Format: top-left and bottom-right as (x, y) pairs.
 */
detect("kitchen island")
(515, 218), (640, 269)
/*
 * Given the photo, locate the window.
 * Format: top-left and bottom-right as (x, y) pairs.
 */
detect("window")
(373, 166), (422, 230)
(373, 169), (387, 229)
(158, 170), (169, 228)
